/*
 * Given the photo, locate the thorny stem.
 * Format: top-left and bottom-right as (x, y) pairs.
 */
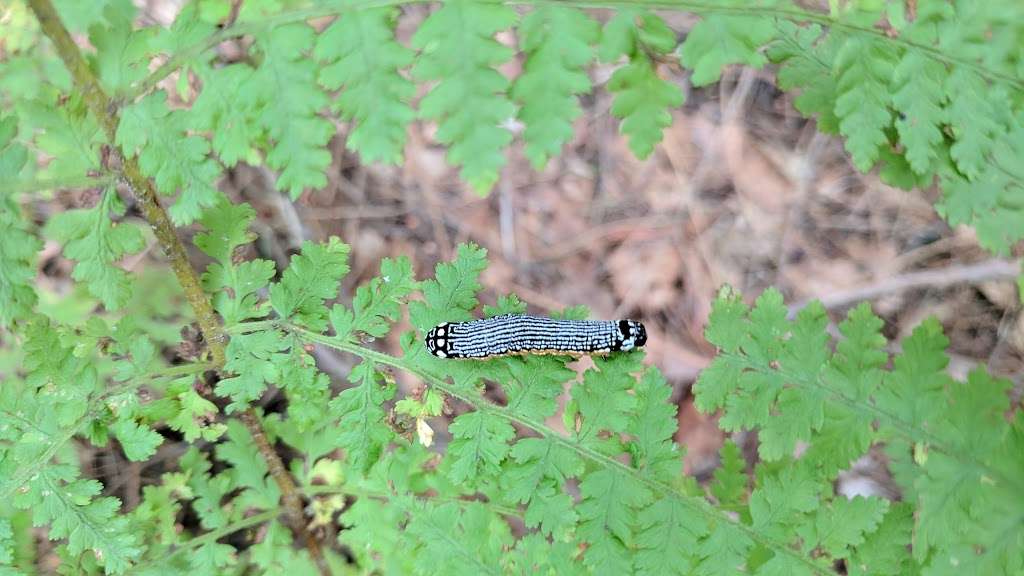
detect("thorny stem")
(25, 1), (329, 574)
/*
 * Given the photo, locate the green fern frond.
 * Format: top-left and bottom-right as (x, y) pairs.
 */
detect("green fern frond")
(250, 24), (334, 198)
(512, 6), (599, 169)
(600, 10), (683, 159)
(697, 286), (1024, 575)
(679, 5), (777, 86)
(44, 189), (144, 310)
(316, 8), (415, 165)
(833, 35), (898, 172)
(117, 91), (222, 224)
(412, 0), (517, 193)
(0, 117), (40, 325)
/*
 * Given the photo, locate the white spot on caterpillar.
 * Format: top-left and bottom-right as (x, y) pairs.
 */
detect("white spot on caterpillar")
(437, 337), (446, 346)
(437, 327), (446, 336)
(436, 350), (447, 358)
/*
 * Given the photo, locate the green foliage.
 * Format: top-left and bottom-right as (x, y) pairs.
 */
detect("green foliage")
(412, 0), (517, 193)
(250, 24), (334, 198)
(44, 189), (145, 310)
(0, 117), (40, 326)
(315, 7), (415, 165)
(116, 91), (222, 224)
(4, 0), (1023, 255)
(269, 237), (350, 331)
(3, 1), (1024, 573)
(512, 6), (600, 168)
(678, 5), (777, 87)
(599, 9), (683, 159)
(696, 286), (1024, 575)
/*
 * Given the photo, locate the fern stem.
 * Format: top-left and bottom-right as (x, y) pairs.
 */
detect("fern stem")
(0, 173), (117, 196)
(143, 508), (282, 571)
(25, 2), (330, 573)
(289, 325), (832, 576)
(130, 0), (1022, 105)
(304, 484), (525, 518)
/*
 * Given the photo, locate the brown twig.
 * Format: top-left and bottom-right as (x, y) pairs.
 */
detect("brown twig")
(26, 1), (329, 573)
(788, 259), (1021, 318)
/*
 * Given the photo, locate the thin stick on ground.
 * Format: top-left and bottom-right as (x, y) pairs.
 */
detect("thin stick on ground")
(788, 258), (1021, 318)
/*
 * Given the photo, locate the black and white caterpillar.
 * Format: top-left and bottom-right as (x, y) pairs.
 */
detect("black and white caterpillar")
(424, 314), (647, 359)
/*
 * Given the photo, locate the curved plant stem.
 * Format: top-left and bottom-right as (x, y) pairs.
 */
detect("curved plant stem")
(25, 1), (329, 574)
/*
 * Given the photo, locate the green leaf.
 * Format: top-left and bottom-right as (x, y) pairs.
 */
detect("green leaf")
(412, 0), (517, 193)
(710, 440), (748, 507)
(22, 98), (102, 179)
(482, 293), (527, 317)
(804, 303), (886, 475)
(578, 468), (651, 574)
(512, 6), (599, 168)
(111, 419), (163, 462)
(833, 35), (897, 171)
(217, 328), (289, 412)
(179, 447), (234, 530)
(116, 91), (222, 224)
(87, 4), (153, 94)
(627, 368), (680, 481)
(798, 496), (889, 558)
(196, 200), (275, 325)
(405, 501), (511, 575)
(522, 487), (578, 539)
(54, 0), (134, 33)
(502, 436), (584, 504)
(328, 360), (395, 473)
(502, 355), (574, 419)
(408, 243), (488, 331)
(250, 24), (334, 198)
(214, 420), (280, 510)
(446, 410), (515, 485)
(167, 384), (223, 443)
(571, 354), (642, 449)
(331, 256), (416, 341)
(14, 467), (141, 574)
(946, 68), (1004, 180)
(847, 502), (914, 576)
(0, 518), (12, 566)
(191, 64), (261, 167)
(636, 498), (706, 576)
(749, 466), (820, 539)
(874, 317), (951, 436)
(0, 117), (40, 325)
(600, 10), (683, 159)
(768, 22), (841, 134)
(696, 522), (753, 575)
(679, 9), (776, 86)
(892, 51), (947, 175)
(270, 237), (350, 331)
(315, 7), (415, 164)
(45, 189), (145, 310)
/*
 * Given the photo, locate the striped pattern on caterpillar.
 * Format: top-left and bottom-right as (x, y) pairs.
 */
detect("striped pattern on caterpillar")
(424, 314), (647, 359)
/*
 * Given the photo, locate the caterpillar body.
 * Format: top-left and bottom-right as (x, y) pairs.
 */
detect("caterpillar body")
(424, 314), (647, 359)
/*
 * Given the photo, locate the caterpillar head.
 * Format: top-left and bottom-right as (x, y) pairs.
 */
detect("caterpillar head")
(425, 322), (457, 358)
(613, 320), (647, 351)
